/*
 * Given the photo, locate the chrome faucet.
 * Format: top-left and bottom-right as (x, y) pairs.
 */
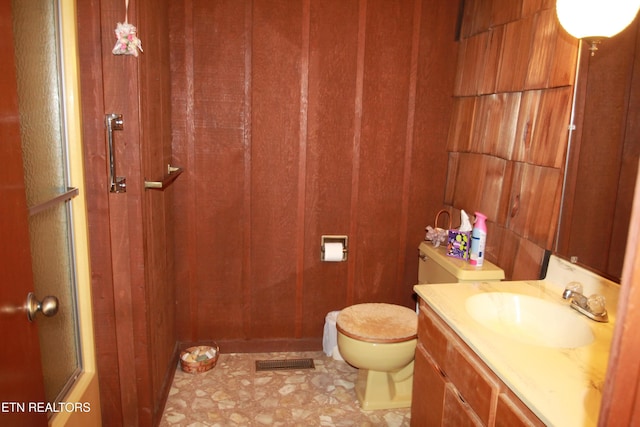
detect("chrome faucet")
(562, 282), (608, 323)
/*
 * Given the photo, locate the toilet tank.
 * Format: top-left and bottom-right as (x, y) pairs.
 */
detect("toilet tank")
(418, 241), (504, 284)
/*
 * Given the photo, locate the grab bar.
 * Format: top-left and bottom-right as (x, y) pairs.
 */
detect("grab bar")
(105, 113), (126, 193)
(144, 164), (184, 190)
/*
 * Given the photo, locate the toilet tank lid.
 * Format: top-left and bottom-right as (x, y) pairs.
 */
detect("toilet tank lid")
(419, 241), (505, 281)
(337, 303), (417, 343)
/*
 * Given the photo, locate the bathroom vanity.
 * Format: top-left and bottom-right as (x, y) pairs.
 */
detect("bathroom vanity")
(413, 298), (543, 426)
(412, 256), (618, 426)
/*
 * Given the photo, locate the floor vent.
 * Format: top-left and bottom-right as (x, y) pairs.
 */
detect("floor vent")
(255, 358), (315, 372)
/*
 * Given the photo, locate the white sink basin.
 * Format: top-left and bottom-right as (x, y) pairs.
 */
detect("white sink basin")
(465, 292), (594, 348)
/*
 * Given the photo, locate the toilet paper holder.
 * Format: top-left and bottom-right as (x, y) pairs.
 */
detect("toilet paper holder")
(321, 235), (348, 262)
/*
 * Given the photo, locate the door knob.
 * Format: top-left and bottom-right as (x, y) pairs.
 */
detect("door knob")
(25, 292), (59, 322)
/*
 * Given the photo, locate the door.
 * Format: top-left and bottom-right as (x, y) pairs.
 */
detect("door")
(0, 1), (101, 426)
(0, 0), (47, 421)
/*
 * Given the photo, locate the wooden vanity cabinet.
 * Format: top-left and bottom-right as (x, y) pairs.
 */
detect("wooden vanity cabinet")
(411, 300), (544, 427)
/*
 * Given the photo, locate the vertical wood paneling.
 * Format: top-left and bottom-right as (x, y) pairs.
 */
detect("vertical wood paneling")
(138, 0), (176, 419)
(302, 0), (359, 336)
(295, 0), (310, 338)
(242, 0), (253, 341)
(251, 0), (302, 338)
(168, 0), (460, 351)
(170, 0), (197, 342)
(101, 0), (148, 422)
(186, 0), (248, 341)
(76, 0), (124, 423)
(395, 0), (422, 303)
(346, 0), (367, 307)
(355, 0), (414, 303)
(80, 0), (181, 423)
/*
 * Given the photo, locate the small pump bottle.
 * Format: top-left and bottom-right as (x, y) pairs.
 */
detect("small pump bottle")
(469, 212), (487, 267)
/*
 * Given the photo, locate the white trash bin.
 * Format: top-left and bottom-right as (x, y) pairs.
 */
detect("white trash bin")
(322, 311), (343, 361)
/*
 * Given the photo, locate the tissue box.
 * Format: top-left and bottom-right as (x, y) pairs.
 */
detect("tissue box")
(446, 230), (470, 261)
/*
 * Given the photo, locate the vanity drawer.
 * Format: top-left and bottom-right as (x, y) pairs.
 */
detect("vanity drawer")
(418, 300), (450, 368)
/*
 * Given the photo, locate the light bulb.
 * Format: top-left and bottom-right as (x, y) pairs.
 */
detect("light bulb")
(556, 0), (640, 39)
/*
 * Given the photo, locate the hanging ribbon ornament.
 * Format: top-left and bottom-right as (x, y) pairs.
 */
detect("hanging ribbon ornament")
(112, 0), (143, 57)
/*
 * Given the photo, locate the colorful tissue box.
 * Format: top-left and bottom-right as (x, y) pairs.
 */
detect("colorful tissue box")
(446, 230), (470, 261)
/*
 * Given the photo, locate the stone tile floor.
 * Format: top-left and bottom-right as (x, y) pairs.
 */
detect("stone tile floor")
(160, 351), (411, 426)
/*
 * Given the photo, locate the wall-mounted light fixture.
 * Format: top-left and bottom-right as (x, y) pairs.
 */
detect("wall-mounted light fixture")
(556, 0), (640, 55)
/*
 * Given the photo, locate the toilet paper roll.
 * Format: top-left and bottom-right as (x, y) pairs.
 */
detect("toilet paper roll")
(323, 242), (344, 262)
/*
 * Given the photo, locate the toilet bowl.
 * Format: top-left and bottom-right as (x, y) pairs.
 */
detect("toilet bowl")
(336, 303), (417, 410)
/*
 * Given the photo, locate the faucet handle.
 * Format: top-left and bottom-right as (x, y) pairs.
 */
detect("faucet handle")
(587, 294), (607, 315)
(565, 281), (583, 294)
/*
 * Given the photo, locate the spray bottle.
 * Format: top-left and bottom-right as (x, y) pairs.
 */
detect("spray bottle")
(469, 212), (487, 267)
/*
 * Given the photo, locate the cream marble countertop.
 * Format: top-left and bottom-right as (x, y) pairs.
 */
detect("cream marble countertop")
(414, 279), (616, 427)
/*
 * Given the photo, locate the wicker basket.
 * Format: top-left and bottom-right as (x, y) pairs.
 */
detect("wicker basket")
(425, 209), (451, 247)
(179, 344), (219, 374)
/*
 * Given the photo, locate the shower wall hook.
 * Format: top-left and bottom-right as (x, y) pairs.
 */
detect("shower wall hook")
(105, 113), (126, 193)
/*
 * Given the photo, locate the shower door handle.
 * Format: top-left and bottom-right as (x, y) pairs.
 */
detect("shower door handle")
(105, 113), (126, 193)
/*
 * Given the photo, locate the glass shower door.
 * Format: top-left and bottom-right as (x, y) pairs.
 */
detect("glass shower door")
(11, 0), (82, 407)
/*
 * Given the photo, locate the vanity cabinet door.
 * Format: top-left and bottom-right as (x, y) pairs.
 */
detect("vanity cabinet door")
(443, 383), (484, 427)
(495, 393), (546, 427)
(415, 300), (544, 427)
(411, 344), (446, 427)
(418, 300), (499, 425)
(444, 337), (500, 425)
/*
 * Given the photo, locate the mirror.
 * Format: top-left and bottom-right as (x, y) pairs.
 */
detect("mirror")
(555, 21), (640, 283)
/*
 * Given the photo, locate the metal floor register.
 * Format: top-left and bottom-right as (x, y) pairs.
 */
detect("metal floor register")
(255, 358), (315, 372)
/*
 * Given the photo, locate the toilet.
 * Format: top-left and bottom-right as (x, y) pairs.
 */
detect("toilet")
(336, 241), (505, 411)
(336, 303), (417, 410)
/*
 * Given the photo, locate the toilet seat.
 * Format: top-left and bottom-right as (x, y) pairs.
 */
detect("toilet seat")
(337, 303), (417, 343)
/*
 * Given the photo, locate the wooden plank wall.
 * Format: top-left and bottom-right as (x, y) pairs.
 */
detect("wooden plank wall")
(74, 0), (639, 424)
(169, 0), (461, 349)
(77, 0), (176, 425)
(446, 0), (578, 279)
(138, 0), (179, 422)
